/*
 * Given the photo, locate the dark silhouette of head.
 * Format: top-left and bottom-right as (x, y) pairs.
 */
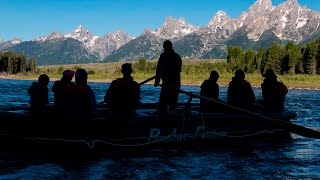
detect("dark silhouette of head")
(62, 69), (75, 82)
(209, 70), (219, 82)
(75, 68), (88, 85)
(38, 74), (49, 86)
(234, 69), (245, 80)
(121, 63), (132, 76)
(263, 68), (277, 79)
(163, 40), (173, 52)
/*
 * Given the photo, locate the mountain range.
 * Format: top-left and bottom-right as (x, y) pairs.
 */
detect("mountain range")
(0, 0), (319, 65)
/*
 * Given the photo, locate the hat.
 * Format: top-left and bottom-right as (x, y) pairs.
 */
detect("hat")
(63, 69), (75, 78)
(263, 69), (277, 79)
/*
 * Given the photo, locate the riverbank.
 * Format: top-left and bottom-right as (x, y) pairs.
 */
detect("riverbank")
(1, 73), (320, 90)
(1, 60), (320, 90)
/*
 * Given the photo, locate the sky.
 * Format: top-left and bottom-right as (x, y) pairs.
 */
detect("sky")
(0, 0), (319, 41)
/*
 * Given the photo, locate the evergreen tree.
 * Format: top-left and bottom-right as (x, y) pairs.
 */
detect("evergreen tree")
(244, 49), (256, 73)
(303, 42), (318, 74)
(283, 41), (301, 74)
(4, 51), (14, 74)
(265, 42), (284, 74)
(29, 58), (36, 73)
(256, 48), (265, 73)
(19, 53), (27, 73)
(227, 46), (244, 70)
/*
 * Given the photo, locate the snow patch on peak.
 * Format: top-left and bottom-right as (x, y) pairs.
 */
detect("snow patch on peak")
(11, 38), (22, 44)
(155, 17), (198, 39)
(66, 25), (98, 48)
(216, 10), (227, 16)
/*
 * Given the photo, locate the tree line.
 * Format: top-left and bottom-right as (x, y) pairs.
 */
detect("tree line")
(227, 36), (320, 75)
(0, 51), (36, 74)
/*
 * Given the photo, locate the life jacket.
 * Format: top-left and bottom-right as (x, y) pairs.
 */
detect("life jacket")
(105, 77), (140, 113)
(200, 80), (220, 112)
(57, 82), (88, 114)
(157, 51), (182, 85)
(227, 78), (255, 108)
(262, 80), (288, 112)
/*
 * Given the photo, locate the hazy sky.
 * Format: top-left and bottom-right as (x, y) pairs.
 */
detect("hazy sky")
(0, 0), (319, 41)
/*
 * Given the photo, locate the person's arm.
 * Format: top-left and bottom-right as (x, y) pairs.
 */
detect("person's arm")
(87, 86), (97, 112)
(155, 55), (164, 86)
(215, 83), (219, 99)
(44, 87), (49, 104)
(135, 82), (141, 108)
(104, 82), (114, 106)
(177, 54), (182, 73)
(248, 82), (256, 103)
(227, 82), (232, 103)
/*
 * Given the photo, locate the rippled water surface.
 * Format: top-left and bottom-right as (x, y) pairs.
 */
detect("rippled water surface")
(0, 79), (319, 179)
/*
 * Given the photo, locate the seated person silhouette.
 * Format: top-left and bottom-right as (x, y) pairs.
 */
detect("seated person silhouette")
(200, 70), (220, 112)
(28, 74), (50, 113)
(104, 63), (140, 119)
(227, 70), (255, 110)
(74, 68), (97, 115)
(52, 69), (77, 113)
(261, 69), (288, 112)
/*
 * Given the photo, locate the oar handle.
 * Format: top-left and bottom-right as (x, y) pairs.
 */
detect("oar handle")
(138, 75), (156, 86)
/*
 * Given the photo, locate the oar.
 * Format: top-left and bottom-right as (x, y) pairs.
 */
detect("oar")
(99, 76), (157, 104)
(138, 75), (156, 86)
(178, 89), (320, 139)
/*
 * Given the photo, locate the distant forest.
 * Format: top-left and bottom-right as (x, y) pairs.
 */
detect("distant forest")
(227, 36), (320, 75)
(129, 36), (320, 76)
(0, 51), (36, 74)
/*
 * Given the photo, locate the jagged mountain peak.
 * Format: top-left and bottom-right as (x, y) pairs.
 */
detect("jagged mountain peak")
(155, 17), (198, 39)
(66, 25), (98, 48)
(71, 25), (89, 35)
(142, 29), (155, 36)
(47, 32), (65, 40)
(208, 11), (231, 27)
(9, 38), (22, 44)
(286, 0), (299, 6)
(249, 0), (273, 13)
(91, 30), (135, 60)
(277, 0), (299, 9)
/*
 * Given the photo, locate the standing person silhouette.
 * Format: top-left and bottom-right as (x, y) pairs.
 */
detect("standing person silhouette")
(154, 40), (182, 115)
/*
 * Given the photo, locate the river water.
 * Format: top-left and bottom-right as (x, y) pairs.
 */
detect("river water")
(0, 79), (319, 179)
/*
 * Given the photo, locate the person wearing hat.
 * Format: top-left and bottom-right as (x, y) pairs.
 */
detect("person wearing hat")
(227, 69), (255, 109)
(104, 63), (140, 119)
(200, 70), (220, 112)
(52, 69), (76, 111)
(261, 68), (288, 112)
(154, 40), (182, 115)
